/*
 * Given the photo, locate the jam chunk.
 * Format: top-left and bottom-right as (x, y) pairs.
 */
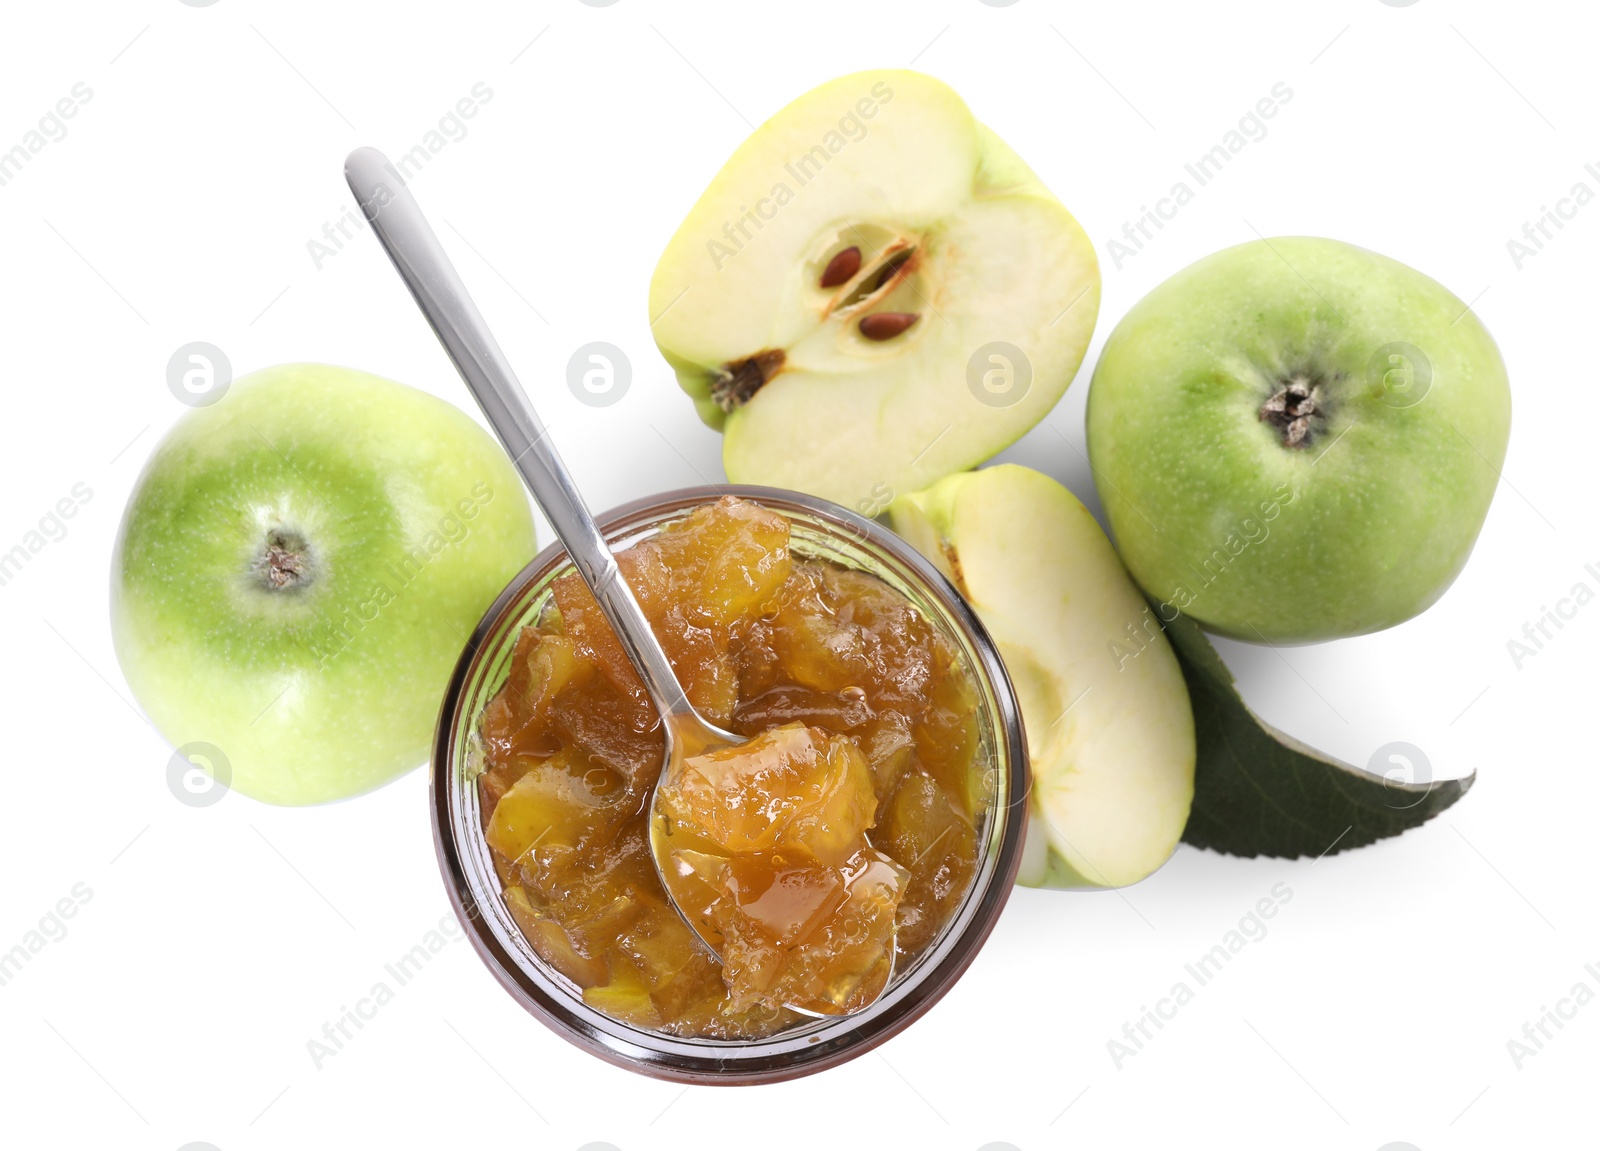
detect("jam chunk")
(716, 849), (905, 1015)
(657, 724), (877, 865)
(655, 724), (906, 1015)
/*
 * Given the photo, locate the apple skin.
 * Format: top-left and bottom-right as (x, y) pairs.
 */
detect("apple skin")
(1086, 237), (1511, 642)
(112, 364), (536, 805)
(890, 465), (1194, 889)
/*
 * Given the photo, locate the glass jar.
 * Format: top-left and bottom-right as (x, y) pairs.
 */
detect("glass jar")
(430, 485), (1029, 1084)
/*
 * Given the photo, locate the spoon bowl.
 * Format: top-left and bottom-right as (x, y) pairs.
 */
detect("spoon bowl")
(646, 715), (898, 1019)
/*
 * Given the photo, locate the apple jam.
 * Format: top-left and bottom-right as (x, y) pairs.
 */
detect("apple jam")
(476, 496), (985, 1038)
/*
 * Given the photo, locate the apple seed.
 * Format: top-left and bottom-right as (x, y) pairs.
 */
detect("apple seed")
(819, 246), (861, 288)
(859, 312), (919, 341)
(869, 248), (915, 292)
(836, 245), (918, 311)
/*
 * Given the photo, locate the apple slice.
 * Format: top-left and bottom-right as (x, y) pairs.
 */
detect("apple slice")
(890, 465), (1195, 888)
(649, 70), (1099, 512)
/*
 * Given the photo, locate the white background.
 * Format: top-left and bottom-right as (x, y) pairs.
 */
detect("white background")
(0, 1), (1592, 1148)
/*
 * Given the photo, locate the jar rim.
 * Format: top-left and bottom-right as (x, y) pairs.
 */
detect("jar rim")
(430, 484), (1030, 1084)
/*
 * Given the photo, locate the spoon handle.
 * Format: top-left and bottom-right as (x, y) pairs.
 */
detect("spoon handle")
(344, 146), (692, 723)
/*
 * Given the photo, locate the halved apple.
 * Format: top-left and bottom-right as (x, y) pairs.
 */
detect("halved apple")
(889, 465), (1195, 888)
(649, 70), (1100, 511)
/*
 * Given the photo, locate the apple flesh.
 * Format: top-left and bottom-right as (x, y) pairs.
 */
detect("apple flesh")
(649, 69), (1099, 512)
(112, 364), (537, 805)
(890, 465), (1195, 889)
(1086, 237), (1512, 642)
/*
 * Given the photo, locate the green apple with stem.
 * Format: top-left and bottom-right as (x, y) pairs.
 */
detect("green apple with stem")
(1086, 237), (1511, 642)
(649, 69), (1099, 512)
(112, 363), (536, 805)
(891, 465), (1195, 888)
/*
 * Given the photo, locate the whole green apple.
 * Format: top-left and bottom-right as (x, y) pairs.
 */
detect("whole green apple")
(1086, 237), (1511, 642)
(112, 363), (536, 805)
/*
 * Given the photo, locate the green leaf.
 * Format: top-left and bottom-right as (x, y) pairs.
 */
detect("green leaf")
(1162, 609), (1474, 859)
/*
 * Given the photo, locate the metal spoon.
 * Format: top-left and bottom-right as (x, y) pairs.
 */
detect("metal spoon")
(344, 149), (891, 1015)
